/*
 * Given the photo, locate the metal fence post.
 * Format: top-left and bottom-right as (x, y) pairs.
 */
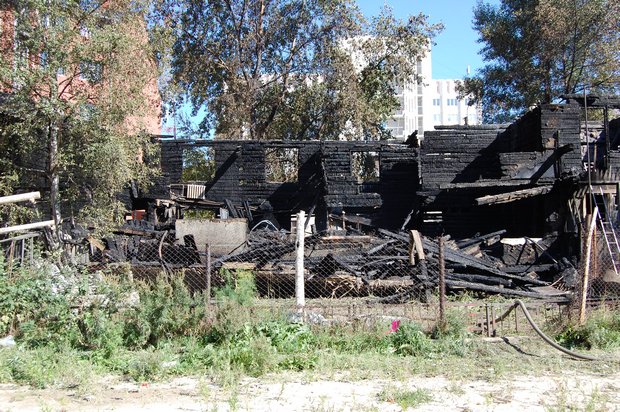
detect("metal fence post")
(295, 211), (306, 313)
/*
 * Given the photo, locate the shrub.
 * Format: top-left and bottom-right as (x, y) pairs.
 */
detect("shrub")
(389, 323), (433, 356)
(215, 269), (257, 306)
(556, 309), (620, 350)
(125, 274), (209, 347)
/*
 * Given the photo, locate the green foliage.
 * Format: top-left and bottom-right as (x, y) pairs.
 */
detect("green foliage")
(0, 0), (159, 230)
(378, 387), (433, 409)
(0, 347), (96, 389)
(389, 323), (434, 356)
(182, 209), (216, 220)
(460, 0), (620, 123)
(556, 310), (620, 350)
(215, 270), (257, 307)
(152, 1), (442, 140)
(182, 147), (215, 182)
(122, 350), (166, 381)
(0, 257), (79, 348)
(121, 275), (210, 348)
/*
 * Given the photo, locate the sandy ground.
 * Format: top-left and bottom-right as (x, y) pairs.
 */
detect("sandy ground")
(1, 368), (619, 412)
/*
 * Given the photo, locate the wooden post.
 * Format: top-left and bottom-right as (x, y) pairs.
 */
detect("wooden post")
(409, 230), (429, 302)
(295, 211), (306, 313)
(485, 304), (491, 337)
(580, 209), (598, 324)
(206, 243), (212, 304)
(439, 236), (446, 331)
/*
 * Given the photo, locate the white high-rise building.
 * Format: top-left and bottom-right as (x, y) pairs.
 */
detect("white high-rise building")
(385, 53), (433, 140)
(428, 79), (482, 129)
(385, 49), (482, 140)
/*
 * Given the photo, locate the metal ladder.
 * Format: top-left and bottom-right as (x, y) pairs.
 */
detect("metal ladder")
(593, 187), (620, 276)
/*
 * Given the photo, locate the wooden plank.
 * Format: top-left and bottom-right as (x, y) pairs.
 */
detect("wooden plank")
(0, 220), (55, 235)
(410, 230), (425, 261)
(0, 192), (40, 205)
(456, 230), (506, 249)
(475, 186), (553, 206)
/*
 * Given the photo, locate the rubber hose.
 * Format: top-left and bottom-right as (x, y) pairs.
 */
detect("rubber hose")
(512, 299), (597, 361)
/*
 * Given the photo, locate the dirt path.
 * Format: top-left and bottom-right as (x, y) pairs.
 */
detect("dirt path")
(1, 369), (619, 411)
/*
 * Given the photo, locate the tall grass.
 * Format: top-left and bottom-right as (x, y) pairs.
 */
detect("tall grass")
(555, 309), (620, 350)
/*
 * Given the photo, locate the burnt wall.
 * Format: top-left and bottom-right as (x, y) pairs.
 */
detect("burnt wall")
(321, 141), (383, 208)
(152, 139), (419, 229)
(420, 126), (507, 188)
(149, 103), (583, 238)
(418, 104), (582, 238)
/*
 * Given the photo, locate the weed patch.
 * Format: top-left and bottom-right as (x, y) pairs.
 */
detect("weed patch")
(555, 309), (620, 350)
(378, 387), (433, 409)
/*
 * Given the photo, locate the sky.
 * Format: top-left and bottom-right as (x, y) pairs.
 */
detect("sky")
(356, 0), (499, 79)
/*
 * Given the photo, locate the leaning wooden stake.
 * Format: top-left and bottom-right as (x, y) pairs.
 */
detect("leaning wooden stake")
(439, 236), (446, 331)
(295, 211), (306, 314)
(580, 209), (598, 325)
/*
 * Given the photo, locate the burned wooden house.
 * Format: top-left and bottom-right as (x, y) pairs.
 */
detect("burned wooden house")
(146, 140), (419, 232)
(143, 98), (619, 245)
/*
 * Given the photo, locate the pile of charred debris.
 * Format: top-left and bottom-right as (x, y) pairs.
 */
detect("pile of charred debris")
(214, 227), (573, 302)
(90, 220), (575, 303)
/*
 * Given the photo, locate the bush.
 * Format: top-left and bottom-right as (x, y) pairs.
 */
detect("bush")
(556, 310), (620, 350)
(215, 269), (257, 306)
(127, 274), (209, 347)
(389, 323), (433, 356)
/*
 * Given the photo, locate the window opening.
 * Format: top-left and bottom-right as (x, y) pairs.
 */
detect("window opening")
(351, 151), (380, 183)
(265, 147), (299, 183)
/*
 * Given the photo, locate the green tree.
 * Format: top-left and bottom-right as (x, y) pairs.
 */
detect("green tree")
(153, 1), (441, 140)
(459, 0), (620, 123)
(0, 0), (160, 231)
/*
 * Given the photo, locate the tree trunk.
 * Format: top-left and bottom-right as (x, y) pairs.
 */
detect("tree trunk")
(48, 119), (61, 231)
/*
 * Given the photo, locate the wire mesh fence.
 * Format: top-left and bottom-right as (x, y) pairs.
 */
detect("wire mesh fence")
(579, 225), (620, 303)
(4, 208), (620, 333)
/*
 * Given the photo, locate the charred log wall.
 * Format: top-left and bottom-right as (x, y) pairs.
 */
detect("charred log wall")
(419, 104), (582, 238)
(152, 140), (419, 229)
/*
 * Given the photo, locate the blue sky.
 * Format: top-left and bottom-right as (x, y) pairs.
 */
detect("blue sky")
(357, 0), (499, 79)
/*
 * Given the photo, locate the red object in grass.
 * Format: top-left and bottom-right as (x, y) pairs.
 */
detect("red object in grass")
(389, 319), (401, 334)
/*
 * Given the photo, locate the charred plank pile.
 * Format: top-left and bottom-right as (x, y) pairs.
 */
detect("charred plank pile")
(213, 228), (570, 302)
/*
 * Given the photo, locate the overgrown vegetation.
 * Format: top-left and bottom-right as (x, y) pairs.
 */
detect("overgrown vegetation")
(555, 310), (620, 350)
(0, 255), (477, 389)
(2, 254), (620, 392)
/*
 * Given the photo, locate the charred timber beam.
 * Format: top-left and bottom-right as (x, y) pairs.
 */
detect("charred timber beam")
(456, 230), (507, 248)
(446, 273), (513, 287)
(529, 144), (573, 184)
(377, 229), (550, 286)
(503, 264), (557, 273)
(438, 180), (531, 190)
(475, 186), (553, 206)
(445, 279), (568, 300)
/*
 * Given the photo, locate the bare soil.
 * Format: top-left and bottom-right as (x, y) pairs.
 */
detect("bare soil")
(1, 368), (619, 412)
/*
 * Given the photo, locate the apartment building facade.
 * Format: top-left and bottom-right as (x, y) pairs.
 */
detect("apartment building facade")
(385, 50), (482, 140)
